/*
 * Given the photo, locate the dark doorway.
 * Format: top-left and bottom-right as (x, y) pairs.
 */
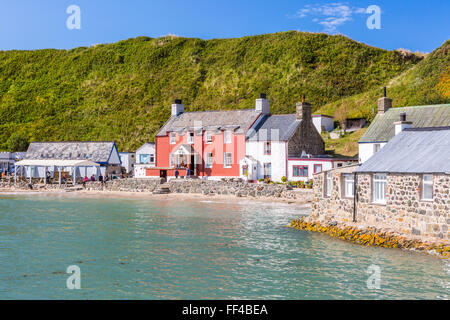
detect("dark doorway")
(190, 155), (195, 175)
(160, 170), (167, 182)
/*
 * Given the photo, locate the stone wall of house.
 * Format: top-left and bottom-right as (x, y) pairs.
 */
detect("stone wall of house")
(312, 168), (449, 240)
(288, 118), (325, 157)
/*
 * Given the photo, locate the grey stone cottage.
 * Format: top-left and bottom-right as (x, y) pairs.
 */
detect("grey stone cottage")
(312, 125), (450, 240)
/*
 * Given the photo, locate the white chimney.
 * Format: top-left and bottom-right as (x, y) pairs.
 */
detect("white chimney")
(255, 93), (270, 114)
(394, 112), (412, 135)
(171, 99), (184, 116)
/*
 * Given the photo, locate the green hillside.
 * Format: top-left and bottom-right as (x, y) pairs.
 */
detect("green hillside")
(317, 40), (450, 123)
(0, 31), (425, 151)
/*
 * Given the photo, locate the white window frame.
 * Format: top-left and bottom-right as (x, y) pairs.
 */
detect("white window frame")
(170, 132), (176, 144)
(373, 143), (381, 153)
(187, 132), (194, 144)
(205, 152), (213, 168)
(343, 173), (354, 198)
(224, 152), (232, 168)
(169, 154), (175, 168)
(422, 174), (433, 201)
(325, 171), (332, 197)
(224, 130), (232, 144)
(264, 141), (271, 155)
(263, 163), (272, 179)
(373, 173), (387, 204)
(205, 131), (213, 144)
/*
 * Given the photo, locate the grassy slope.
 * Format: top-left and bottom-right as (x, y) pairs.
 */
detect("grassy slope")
(0, 31), (421, 151)
(317, 40), (450, 122)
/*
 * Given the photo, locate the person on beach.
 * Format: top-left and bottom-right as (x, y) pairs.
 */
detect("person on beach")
(90, 174), (95, 182)
(45, 170), (51, 184)
(62, 174), (67, 185)
(82, 176), (89, 187)
(175, 170), (179, 179)
(98, 174), (103, 184)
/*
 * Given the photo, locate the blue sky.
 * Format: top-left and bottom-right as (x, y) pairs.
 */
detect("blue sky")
(0, 0), (448, 52)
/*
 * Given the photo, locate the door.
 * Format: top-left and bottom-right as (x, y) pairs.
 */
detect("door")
(190, 155), (195, 175)
(160, 170), (167, 181)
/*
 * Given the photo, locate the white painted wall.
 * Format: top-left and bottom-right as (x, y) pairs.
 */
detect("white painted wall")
(108, 145), (121, 165)
(134, 143), (156, 178)
(119, 152), (135, 173)
(358, 142), (387, 163)
(312, 116), (334, 133)
(287, 159), (333, 181)
(246, 140), (287, 182)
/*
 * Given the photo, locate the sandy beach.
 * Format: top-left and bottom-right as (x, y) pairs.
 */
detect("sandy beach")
(0, 187), (312, 206)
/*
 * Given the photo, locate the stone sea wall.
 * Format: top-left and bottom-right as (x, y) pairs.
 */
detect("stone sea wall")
(289, 217), (449, 258)
(1, 178), (311, 200)
(311, 168), (449, 240)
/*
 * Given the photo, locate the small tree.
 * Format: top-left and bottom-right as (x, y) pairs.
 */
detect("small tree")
(7, 133), (29, 152)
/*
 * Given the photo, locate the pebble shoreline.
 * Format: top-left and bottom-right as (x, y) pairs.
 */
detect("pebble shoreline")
(288, 217), (449, 259)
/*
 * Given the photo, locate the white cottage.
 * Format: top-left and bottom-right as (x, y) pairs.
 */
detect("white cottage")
(134, 143), (156, 178)
(312, 114), (334, 133)
(358, 88), (450, 163)
(119, 152), (136, 174)
(244, 97), (325, 182)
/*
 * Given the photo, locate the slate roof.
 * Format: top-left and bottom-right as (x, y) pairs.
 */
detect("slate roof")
(156, 109), (261, 136)
(356, 127), (450, 174)
(0, 152), (13, 160)
(25, 142), (117, 163)
(247, 114), (301, 141)
(359, 104), (450, 143)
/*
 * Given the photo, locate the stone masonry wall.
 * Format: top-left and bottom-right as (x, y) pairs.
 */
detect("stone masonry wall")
(1, 178), (310, 200)
(312, 168), (449, 240)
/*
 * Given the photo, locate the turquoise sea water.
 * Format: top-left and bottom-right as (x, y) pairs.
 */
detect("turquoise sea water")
(0, 193), (448, 299)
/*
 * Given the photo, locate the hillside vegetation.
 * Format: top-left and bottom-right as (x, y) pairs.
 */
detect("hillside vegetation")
(317, 40), (450, 123)
(0, 31), (423, 151)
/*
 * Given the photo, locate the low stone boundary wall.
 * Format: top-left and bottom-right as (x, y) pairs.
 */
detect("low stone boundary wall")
(1, 178), (313, 200)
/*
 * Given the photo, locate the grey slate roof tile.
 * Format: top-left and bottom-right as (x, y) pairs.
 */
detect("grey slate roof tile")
(25, 142), (116, 163)
(356, 127), (450, 173)
(156, 109), (261, 136)
(247, 114), (301, 141)
(359, 104), (450, 143)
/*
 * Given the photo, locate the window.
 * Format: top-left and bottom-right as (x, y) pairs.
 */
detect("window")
(422, 174), (433, 200)
(149, 154), (155, 163)
(139, 154), (150, 164)
(264, 163), (272, 179)
(293, 165), (308, 177)
(205, 131), (213, 143)
(314, 164), (322, 173)
(205, 152), (213, 168)
(373, 173), (387, 204)
(224, 152), (232, 168)
(373, 143), (381, 153)
(343, 173), (354, 198)
(170, 132), (176, 144)
(187, 132), (194, 144)
(264, 142), (271, 155)
(169, 154), (175, 168)
(325, 171), (332, 197)
(224, 130), (232, 144)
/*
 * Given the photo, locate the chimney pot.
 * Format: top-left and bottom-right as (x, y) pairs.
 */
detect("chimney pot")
(400, 112), (406, 122)
(174, 99), (182, 104)
(377, 87), (392, 114)
(259, 93), (266, 99)
(383, 87), (387, 98)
